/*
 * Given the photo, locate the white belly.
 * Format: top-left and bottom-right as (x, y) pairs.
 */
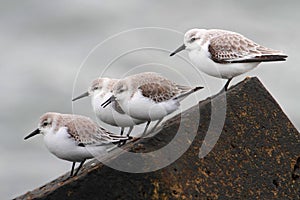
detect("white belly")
(44, 127), (95, 162)
(120, 91), (180, 121)
(189, 50), (260, 79)
(92, 93), (143, 127)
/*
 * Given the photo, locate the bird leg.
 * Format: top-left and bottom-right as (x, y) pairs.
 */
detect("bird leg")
(150, 118), (163, 133)
(120, 127), (124, 136)
(141, 121), (151, 137)
(73, 159), (86, 177)
(223, 78), (233, 91)
(70, 162), (76, 177)
(126, 126), (134, 137)
(118, 126), (134, 147)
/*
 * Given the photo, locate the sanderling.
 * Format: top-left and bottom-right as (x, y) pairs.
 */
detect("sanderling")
(170, 29), (288, 91)
(72, 78), (144, 138)
(101, 72), (203, 134)
(24, 112), (130, 177)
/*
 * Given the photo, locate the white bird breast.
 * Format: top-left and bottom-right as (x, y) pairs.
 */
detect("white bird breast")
(43, 127), (94, 162)
(121, 90), (180, 121)
(188, 49), (260, 79)
(92, 92), (140, 127)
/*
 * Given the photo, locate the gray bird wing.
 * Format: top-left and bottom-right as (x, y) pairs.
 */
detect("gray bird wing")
(208, 33), (287, 64)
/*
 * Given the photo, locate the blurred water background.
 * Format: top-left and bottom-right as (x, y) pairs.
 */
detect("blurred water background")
(1, 1), (299, 199)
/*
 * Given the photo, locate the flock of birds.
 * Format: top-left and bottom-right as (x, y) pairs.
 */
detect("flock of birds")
(24, 28), (287, 177)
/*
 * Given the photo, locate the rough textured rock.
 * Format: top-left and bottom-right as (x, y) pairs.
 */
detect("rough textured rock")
(15, 77), (300, 200)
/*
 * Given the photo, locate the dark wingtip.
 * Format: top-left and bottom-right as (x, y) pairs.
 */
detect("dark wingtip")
(279, 54), (288, 61)
(229, 54), (288, 63)
(78, 143), (85, 147)
(194, 86), (204, 92)
(169, 52), (175, 57)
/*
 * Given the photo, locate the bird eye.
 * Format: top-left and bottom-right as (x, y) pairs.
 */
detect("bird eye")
(190, 38), (196, 42)
(117, 86), (126, 93)
(42, 121), (48, 126)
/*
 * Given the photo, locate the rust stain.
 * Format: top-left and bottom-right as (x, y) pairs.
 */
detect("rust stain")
(276, 154), (281, 164)
(241, 111), (247, 117)
(67, 190), (73, 197)
(170, 184), (185, 199)
(265, 147), (274, 157)
(151, 180), (160, 200)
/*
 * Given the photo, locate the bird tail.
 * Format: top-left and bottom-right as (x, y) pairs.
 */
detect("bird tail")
(254, 54), (287, 62)
(108, 133), (131, 143)
(96, 128), (132, 145)
(230, 54), (288, 63)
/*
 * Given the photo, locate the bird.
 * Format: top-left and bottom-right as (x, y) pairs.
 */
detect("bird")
(101, 72), (204, 134)
(170, 28), (288, 91)
(72, 78), (145, 139)
(24, 112), (130, 177)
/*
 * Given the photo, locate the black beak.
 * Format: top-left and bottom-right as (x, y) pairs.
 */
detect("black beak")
(170, 44), (186, 56)
(72, 91), (89, 101)
(101, 95), (116, 108)
(24, 129), (40, 140)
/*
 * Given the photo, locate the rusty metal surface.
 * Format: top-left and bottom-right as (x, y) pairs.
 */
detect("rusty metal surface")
(15, 77), (300, 200)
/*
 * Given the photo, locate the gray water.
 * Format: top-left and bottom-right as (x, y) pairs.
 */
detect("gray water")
(1, 1), (300, 199)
